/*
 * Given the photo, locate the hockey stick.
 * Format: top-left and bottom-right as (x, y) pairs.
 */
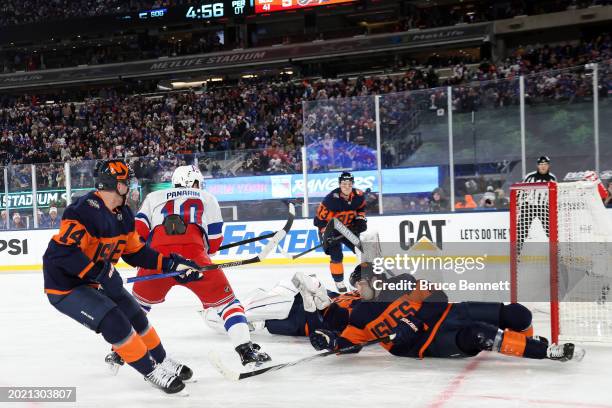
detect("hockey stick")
(332, 218), (362, 249)
(288, 236), (343, 260)
(126, 203), (295, 284)
(279, 218), (351, 260)
(217, 201), (296, 251)
(208, 334), (396, 381)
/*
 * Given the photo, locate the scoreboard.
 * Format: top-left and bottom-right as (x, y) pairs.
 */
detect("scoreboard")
(120, 0), (357, 24)
(253, 0), (358, 14)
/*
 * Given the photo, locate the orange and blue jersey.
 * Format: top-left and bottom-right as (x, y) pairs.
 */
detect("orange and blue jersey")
(43, 191), (163, 295)
(314, 188), (366, 231)
(305, 290), (361, 335)
(336, 274), (450, 358)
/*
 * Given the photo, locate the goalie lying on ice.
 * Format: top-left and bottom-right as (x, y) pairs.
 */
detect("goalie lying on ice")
(202, 270), (360, 336)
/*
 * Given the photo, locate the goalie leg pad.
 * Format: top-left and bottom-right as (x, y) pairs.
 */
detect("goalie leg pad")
(291, 272), (331, 312)
(243, 280), (298, 321)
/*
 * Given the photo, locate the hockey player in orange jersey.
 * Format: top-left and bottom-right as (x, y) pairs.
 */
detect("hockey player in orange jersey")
(43, 159), (202, 394)
(310, 263), (585, 362)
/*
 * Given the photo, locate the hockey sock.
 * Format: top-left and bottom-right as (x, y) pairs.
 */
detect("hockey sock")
(330, 262), (344, 283)
(99, 308), (155, 375)
(129, 308), (166, 363)
(499, 303), (533, 332)
(139, 325), (166, 363)
(115, 332), (155, 375)
(456, 322), (545, 359)
(497, 329), (547, 359)
(216, 299), (250, 347)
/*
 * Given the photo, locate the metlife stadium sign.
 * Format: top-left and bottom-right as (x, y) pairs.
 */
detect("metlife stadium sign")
(203, 167), (439, 202)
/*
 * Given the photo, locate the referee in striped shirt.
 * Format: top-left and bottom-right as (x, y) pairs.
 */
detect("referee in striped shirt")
(517, 156), (557, 254)
(523, 156), (557, 183)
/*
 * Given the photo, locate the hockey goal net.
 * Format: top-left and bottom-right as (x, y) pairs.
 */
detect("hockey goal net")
(510, 181), (612, 343)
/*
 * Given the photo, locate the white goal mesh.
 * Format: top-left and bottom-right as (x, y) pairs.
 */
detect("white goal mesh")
(510, 181), (612, 342)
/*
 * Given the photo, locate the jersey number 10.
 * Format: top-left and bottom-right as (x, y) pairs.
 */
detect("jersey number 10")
(161, 199), (204, 225)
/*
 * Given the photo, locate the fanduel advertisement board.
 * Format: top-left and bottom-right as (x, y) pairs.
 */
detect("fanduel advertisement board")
(0, 211), (508, 270)
(203, 167), (439, 202)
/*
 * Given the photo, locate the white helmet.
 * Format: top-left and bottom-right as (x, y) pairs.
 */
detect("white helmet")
(172, 165), (204, 188)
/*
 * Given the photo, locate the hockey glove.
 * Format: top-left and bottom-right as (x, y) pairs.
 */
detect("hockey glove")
(95, 262), (123, 298)
(349, 216), (367, 235)
(162, 253), (203, 283)
(310, 329), (339, 351)
(319, 228), (341, 253)
(392, 316), (425, 346)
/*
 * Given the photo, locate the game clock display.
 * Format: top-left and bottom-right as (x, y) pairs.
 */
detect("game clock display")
(185, 0), (249, 20)
(254, 0), (357, 13)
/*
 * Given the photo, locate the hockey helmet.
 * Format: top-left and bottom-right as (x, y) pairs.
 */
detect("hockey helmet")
(172, 165), (204, 189)
(95, 159), (133, 192)
(339, 171), (354, 185)
(349, 262), (376, 287)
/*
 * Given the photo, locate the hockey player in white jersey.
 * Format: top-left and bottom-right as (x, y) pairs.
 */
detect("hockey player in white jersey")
(107, 165), (271, 372)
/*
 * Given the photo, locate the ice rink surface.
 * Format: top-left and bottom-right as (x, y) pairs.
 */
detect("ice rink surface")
(2, 264), (612, 408)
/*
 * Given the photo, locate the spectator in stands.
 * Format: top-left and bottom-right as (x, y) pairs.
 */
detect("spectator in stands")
(455, 194), (477, 210)
(35, 209), (45, 228)
(11, 212), (26, 229)
(479, 186), (497, 207)
(494, 188), (510, 209)
(43, 206), (60, 229)
(605, 181), (612, 208)
(429, 188), (448, 212)
(0, 210), (8, 229)
(364, 188), (379, 213)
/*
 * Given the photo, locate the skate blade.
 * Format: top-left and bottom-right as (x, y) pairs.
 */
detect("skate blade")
(243, 360), (269, 370)
(165, 389), (190, 397)
(107, 363), (121, 376)
(572, 346), (586, 362)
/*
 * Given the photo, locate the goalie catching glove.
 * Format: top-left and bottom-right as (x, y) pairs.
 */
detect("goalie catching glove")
(162, 253), (203, 283)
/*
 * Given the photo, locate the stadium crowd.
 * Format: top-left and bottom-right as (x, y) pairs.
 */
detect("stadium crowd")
(2, 0), (607, 27)
(2, 1), (611, 74)
(0, 32), (611, 226)
(0, 0), (198, 27)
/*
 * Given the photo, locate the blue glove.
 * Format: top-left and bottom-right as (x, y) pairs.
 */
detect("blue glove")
(162, 253), (202, 284)
(392, 315), (425, 346)
(309, 329), (339, 351)
(95, 262), (123, 298)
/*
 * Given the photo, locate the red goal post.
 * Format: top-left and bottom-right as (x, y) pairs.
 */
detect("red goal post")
(510, 180), (612, 343)
(510, 182), (559, 343)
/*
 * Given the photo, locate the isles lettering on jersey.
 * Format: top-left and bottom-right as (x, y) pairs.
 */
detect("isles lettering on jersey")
(370, 300), (416, 338)
(314, 188), (366, 231)
(43, 191), (162, 294)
